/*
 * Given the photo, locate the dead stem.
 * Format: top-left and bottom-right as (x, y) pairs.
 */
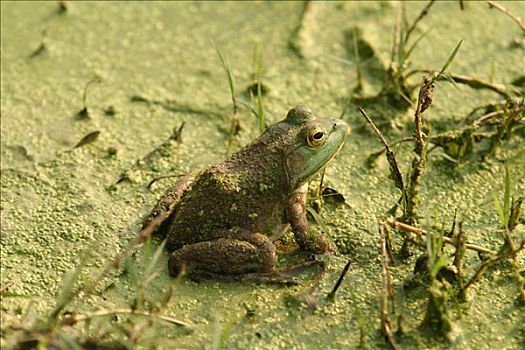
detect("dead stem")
(170, 122), (185, 142)
(0, 282), (14, 293)
(486, 0), (525, 32)
(476, 109), (507, 125)
(379, 224), (398, 350)
(383, 224), (397, 264)
(404, 76), (433, 223)
(446, 209), (458, 238)
(64, 308), (193, 332)
(147, 173), (185, 190)
(82, 79), (102, 110)
(30, 29), (48, 58)
(384, 219), (495, 255)
(414, 76), (432, 155)
(358, 108), (404, 192)
(408, 70), (508, 96)
(326, 260), (351, 301)
(449, 74), (508, 96)
(73, 130), (101, 149)
(462, 240), (525, 293)
(391, 136), (416, 147)
(453, 222), (466, 289)
(404, 0), (436, 44)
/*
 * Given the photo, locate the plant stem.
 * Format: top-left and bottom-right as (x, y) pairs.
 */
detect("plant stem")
(404, 0), (436, 44)
(358, 108), (404, 192)
(407, 70), (508, 96)
(82, 78), (102, 109)
(384, 219), (494, 255)
(404, 76), (433, 223)
(65, 308), (193, 332)
(379, 225), (398, 350)
(486, 0), (525, 32)
(146, 173), (185, 190)
(326, 260), (351, 301)
(462, 240), (524, 293)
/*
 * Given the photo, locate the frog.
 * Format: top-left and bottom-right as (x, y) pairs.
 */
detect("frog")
(142, 106), (349, 284)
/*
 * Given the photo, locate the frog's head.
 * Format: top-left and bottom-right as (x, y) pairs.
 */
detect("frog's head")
(283, 106), (349, 189)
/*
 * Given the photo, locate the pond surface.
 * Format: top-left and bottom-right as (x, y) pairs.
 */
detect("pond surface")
(1, 2), (524, 349)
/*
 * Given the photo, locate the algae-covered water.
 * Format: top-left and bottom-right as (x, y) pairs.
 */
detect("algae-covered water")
(1, 1), (524, 349)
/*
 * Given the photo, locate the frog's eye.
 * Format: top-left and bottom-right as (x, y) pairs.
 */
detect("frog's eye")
(306, 127), (327, 148)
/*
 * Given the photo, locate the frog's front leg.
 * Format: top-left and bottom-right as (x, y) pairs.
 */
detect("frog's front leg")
(142, 174), (194, 238)
(168, 230), (299, 285)
(286, 183), (331, 254)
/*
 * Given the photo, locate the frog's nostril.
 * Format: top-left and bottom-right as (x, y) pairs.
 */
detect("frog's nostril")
(333, 120), (350, 134)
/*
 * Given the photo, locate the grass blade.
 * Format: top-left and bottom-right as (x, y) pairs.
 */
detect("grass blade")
(434, 39), (463, 81)
(212, 40), (238, 115)
(493, 192), (505, 226)
(144, 239), (167, 277)
(306, 206), (326, 232)
(253, 43), (265, 133)
(402, 29), (430, 67)
(503, 164), (511, 226)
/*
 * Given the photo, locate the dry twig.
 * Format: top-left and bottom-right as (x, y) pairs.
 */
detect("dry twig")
(0, 282), (14, 293)
(486, 0), (525, 32)
(409, 70), (509, 96)
(384, 219), (494, 255)
(404, 0), (436, 44)
(379, 225), (398, 350)
(358, 108), (404, 192)
(64, 308), (193, 332)
(462, 240), (525, 292)
(326, 260), (351, 301)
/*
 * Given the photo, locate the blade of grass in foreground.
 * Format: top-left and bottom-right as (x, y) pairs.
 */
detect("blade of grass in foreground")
(254, 43), (265, 133)
(433, 39), (463, 82)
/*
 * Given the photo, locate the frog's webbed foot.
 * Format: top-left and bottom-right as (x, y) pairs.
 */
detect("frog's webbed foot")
(277, 260), (326, 277)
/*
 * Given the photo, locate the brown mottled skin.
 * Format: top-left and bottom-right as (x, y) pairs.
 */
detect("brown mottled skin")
(143, 106), (349, 284)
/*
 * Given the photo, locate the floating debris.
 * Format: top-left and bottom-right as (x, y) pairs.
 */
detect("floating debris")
(73, 130), (101, 149)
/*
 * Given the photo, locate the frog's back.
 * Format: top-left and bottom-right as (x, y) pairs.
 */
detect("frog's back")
(166, 134), (289, 250)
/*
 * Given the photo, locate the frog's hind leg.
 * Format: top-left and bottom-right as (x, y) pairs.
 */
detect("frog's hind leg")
(169, 232), (298, 285)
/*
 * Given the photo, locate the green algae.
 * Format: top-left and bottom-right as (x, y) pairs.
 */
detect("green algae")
(1, 1), (524, 349)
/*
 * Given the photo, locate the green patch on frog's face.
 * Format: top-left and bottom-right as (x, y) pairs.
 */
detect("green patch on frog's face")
(284, 109), (349, 189)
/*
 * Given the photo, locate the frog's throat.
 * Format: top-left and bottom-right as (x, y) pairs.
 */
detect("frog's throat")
(284, 140), (345, 189)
